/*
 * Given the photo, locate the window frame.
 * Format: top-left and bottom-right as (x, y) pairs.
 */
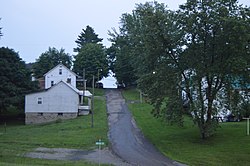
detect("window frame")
(59, 68), (62, 75)
(51, 81), (54, 86)
(37, 97), (43, 104)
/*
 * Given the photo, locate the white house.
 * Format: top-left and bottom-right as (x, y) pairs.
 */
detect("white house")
(44, 63), (77, 89)
(25, 81), (79, 124)
(25, 64), (92, 124)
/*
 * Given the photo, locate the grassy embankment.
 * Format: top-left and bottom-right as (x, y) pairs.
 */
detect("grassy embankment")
(0, 88), (108, 166)
(122, 88), (250, 166)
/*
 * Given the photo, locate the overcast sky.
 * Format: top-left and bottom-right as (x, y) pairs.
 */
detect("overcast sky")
(0, 0), (249, 63)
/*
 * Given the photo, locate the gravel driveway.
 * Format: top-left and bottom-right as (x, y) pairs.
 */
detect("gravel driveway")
(106, 89), (185, 166)
(26, 147), (129, 165)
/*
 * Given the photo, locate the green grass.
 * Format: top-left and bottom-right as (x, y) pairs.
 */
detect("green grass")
(122, 89), (250, 166)
(122, 88), (141, 101)
(0, 95), (108, 166)
(88, 87), (105, 97)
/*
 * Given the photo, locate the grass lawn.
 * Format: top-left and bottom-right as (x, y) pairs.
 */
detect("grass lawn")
(0, 90), (108, 166)
(122, 88), (250, 166)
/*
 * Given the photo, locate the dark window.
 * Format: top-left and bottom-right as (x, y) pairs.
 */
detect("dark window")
(58, 113), (63, 116)
(51, 81), (54, 86)
(67, 78), (71, 84)
(38, 97), (42, 104)
(59, 69), (62, 75)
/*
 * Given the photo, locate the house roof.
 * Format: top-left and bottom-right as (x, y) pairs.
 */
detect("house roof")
(43, 63), (77, 77)
(53, 81), (92, 97)
(26, 80), (92, 96)
(57, 80), (80, 94)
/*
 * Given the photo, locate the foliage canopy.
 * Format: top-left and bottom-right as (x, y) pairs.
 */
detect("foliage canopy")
(74, 25), (103, 53)
(109, 0), (250, 139)
(0, 47), (38, 113)
(73, 43), (109, 85)
(73, 26), (108, 86)
(32, 47), (72, 78)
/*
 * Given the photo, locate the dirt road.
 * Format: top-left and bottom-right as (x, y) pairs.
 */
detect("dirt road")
(106, 89), (184, 166)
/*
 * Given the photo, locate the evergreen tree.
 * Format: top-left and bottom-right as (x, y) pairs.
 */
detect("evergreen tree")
(73, 43), (108, 85)
(74, 25), (103, 53)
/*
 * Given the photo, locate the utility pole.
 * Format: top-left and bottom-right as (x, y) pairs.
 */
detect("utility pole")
(91, 75), (95, 128)
(82, 68), (86, 104)
(97, 69), (99, 88)
(83, 68), (86, 90)
(97, 69), (102, 88)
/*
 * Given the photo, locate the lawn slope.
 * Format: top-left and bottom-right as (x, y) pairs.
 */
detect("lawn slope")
(123, 89), (250, 166)
(0, 90), (108, 166)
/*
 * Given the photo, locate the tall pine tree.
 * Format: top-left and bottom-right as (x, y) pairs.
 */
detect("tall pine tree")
(74, 25), (103, 53)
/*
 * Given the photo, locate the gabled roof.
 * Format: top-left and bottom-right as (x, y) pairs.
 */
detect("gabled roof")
(26, 80), (92, 97)
(56, 80), (80, 94)
(43, 63), (77, 77)
(52, 81), (92, 97)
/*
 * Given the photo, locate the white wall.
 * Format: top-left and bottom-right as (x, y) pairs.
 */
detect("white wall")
(45, 65), (76, 89)
(25, 82), (79, 113)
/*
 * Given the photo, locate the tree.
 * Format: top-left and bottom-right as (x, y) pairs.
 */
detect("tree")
(116, 0), (250, 139)
(117, 1), (184, 122)
(177, 0), (250, 138)
(0, 47), (38, 113)
(33, 47), (72, 78)
(74, 25), (103, 53)
(107, 30), (137, 86)
(73, 43), (109, 85)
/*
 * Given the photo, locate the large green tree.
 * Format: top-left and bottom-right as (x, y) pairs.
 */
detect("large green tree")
(74, 25), (103, 53)
(107, 30), (137, 86)
(118, 1), (184, 120)
(177, 0), (250, 138)
(73, 43), (109, 85)
(115, 0), (250, 139)
(0, 47), (38, 113)
(33, 47), (72, 78)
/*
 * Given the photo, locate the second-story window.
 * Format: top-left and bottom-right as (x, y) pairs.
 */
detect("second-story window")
(67, 78), (71, 84)
(59, 69), (62, 75)
(51, 81), (54, 86)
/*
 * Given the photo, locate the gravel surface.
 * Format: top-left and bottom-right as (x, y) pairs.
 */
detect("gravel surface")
(26, 147), (130, 165)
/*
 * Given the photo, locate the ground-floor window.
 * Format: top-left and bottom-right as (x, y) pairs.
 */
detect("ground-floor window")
(37, 97), (43, 104)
